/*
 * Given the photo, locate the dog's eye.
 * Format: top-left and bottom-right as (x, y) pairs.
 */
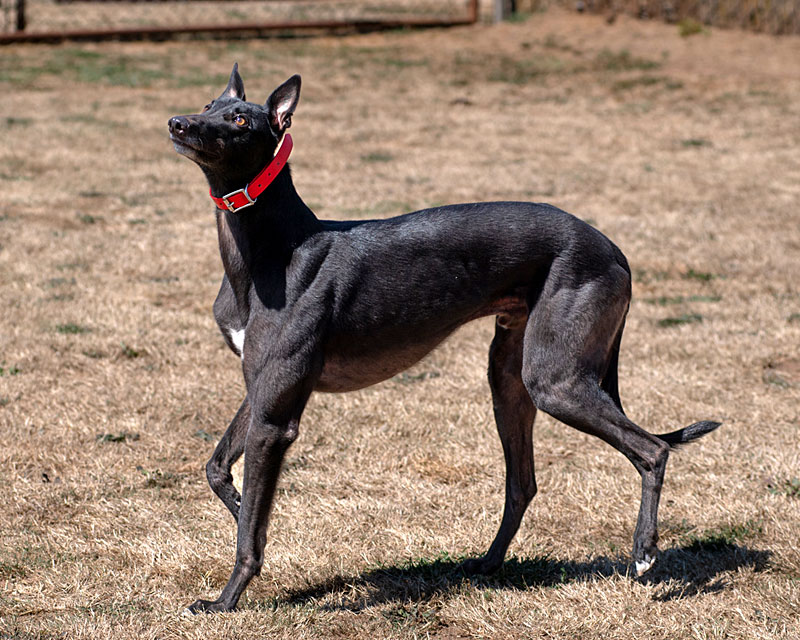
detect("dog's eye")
(202, 103), (212, 113)
(233, 115), (248, 127)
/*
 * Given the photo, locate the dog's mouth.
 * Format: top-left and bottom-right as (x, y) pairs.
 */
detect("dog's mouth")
(170, 134), (220, 163)
(170, 134), (201, 154)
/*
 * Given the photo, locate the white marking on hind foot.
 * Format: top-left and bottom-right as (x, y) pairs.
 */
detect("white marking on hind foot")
(635, 554), (656, 576)
(229, 328), (245, 357)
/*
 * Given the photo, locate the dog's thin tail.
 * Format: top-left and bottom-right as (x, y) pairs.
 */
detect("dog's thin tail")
(599, 313), (721, 449)
(657, 421), (722, 450)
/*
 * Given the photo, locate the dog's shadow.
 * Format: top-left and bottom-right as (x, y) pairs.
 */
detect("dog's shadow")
(279, 541), (771, 611)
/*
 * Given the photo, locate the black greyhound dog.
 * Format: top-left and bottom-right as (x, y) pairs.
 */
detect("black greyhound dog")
(168, 65), (720, 613)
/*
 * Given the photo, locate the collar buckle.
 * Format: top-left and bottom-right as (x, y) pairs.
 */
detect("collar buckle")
(220, 188), (255, 212)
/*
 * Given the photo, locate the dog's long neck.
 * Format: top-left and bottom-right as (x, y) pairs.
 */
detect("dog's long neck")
(213, 167), (322, 323)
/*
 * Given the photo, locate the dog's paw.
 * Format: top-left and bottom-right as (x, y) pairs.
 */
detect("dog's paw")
(634, 553), (656, 576)
(460, 556), (502, 576)
(185, 598), (234, 614)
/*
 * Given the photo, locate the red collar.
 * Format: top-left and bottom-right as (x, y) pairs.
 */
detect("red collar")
(210, 133), (293, 212)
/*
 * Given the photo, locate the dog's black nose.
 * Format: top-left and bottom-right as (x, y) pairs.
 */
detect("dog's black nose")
(169, 116), (188, 136)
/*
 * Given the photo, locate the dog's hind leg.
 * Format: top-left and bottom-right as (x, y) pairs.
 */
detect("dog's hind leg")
(206, 396), (249, 522)
(521, 264), (669, 575)
(463, 314), (537, 575)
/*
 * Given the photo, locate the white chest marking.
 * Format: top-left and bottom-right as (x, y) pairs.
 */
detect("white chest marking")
(229, 329), (245, 356)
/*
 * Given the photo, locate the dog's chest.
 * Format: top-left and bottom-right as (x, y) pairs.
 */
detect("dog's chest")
(228, 328), (246, 356)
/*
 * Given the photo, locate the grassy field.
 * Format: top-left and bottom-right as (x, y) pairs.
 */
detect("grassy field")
(1, 9), (799, 639)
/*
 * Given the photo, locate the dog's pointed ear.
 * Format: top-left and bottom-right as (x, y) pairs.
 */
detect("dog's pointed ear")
(266, 75), (301, 135)
(222, 63), (246, 101)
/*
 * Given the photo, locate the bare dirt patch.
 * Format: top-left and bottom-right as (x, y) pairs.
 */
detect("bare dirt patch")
(1, 9), (799, 639)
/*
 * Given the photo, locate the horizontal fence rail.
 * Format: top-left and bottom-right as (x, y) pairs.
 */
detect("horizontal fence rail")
(0, 0), (479, 43)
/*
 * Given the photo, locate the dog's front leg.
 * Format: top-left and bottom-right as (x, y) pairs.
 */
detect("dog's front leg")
(188, 419), (299, 613)
(187, 354), (318, 614)
(205, 396), (250, 522)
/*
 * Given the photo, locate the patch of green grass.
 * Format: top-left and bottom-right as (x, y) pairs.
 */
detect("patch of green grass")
(56, 262), (87, 271)
(46, 277), (76, 288)
(683, 268), (716, 281)
(0, 48), (228, 89)
(657, 313), (703, 328)
(632, 268), (670, 284)
(381, 602), (443, 633)
(361, 152), (394, 163)
(46, 293), (75, 303)
(4, 117), (33, 128)
(0, 362), (21, 376)
(678, 18), (706, 37)
(488, 57), (561, 84)
(681, 138), (712, 148)
(661, 517), (696, 539)
(120, 344), (142, 359)
(767, 477), (800, 498)
(120, 194), (148, 208)
(78, 190), (106, 199)
(787, 313), (800, 324)
(542, 34), (583, 55)
(56, 323), (91, 335)
(77, 213), (102, 225)
(684, 520), (763, 551)
(327, 46), (428, 73)
(594, 49), (660, 72)
(507, 11), (532, 23)
(0, 396), (10, 407)
(612, 75), (665, 91)
(136, 466), (182, 489)
(454, 50), (574, 86)
(96, 431), (139, 443)
(0, 544), (61, 579)
(73, 57), (168, 87)
(643, 294), (721, 306)
(61, 114), (98, 125)
(0, 558), (28, 579)
(381, 57), (429, 69)
(39, 50), (166, 87)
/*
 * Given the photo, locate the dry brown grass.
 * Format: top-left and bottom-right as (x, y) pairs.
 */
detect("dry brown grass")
(1, 9), (799, 639)
(523, 0), (800, 35)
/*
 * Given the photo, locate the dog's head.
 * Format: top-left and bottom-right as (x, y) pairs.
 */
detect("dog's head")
(168, 64), (300, 184)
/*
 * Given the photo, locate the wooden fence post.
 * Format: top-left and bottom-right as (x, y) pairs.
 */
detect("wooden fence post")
(494, 0), (516, 22)
(16, 0), (26, 31)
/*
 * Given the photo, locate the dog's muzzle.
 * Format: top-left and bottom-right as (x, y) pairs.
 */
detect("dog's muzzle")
(168, 116), (190, 137)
